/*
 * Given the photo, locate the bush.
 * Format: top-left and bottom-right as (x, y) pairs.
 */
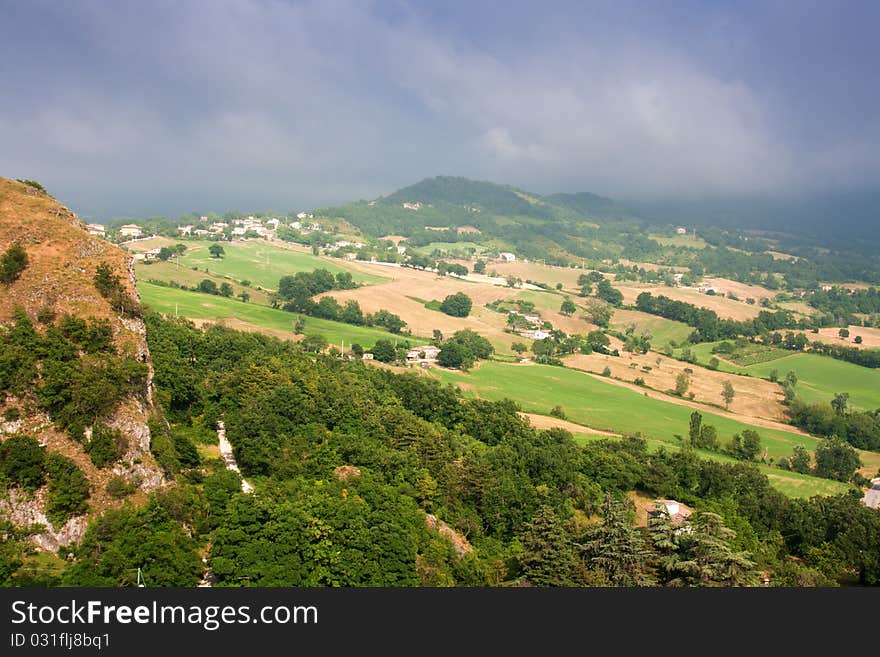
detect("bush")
(549, 405), (567, 420)
(0, 435), (46, 490)
(439, 292), (472, 317)
(602, 366), (612, 376)
(0, 244), (28, 284)
(105, 476), (137, 499)
(44, 453), (90, 525)
(86, 425), (126, 468)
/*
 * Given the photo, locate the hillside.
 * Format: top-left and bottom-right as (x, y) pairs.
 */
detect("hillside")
(0, 177), (164, 553)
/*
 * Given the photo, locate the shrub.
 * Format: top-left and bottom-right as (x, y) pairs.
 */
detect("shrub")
(439, 292), (472, 318)
(86, 425), (126, 468)
(45, 453), (90, 525)
(105, 476), (137, 499)
(0, 244), (28, 284)
(0, 435), (45, 490)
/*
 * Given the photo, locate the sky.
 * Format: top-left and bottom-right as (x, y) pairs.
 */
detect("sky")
(1, 0), (879, 220)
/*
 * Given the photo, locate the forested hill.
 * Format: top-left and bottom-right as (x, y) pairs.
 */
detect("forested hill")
(313, 176), (630, 238)
(0, 177), (165, 559)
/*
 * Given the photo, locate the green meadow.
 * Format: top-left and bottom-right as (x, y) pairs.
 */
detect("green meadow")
(681, 343), (880, 411)
(138, 281), (411, 347)
(431, 360), (854, 497)
(176, 240), (387, 291)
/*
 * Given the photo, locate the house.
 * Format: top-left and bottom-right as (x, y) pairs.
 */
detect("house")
(520, 329), (551, 340)
(402, 202), (422, 210)
(406, 345), (441, 361)
(863, 478), (880, 510)
(119, 224), (143, 238)
(232, 226), (247, 236)
(290, 221), (302, 230)
(342, 253), (357, 261)
(820, 285), (833, 292)
(649, 499), (693, 525)
(177, 225), (194, 235)
(309, 222), (321, 231)
(194, 229), (211, 236)
(361, 353), (374, 360)
(266, 218), (280, 229)
(675, 227), (687, 235)
(522, 314), (541, 326)
(396, 245), (407, 255)
(143, 247), (162, 261)
(673, 273), (684, 284)
(296, 212), (314, 220)
(498, 252), (516, 262)
(85, 223), (105, 236)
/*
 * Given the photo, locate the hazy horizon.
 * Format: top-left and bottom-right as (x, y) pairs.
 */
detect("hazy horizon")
(2, 1), (879, 222)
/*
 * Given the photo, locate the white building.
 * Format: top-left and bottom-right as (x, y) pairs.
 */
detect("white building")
(402, 202), (422, 210)
(396, 245), (407, 255)
(520, 329), (551, 340)
(406, 345), (441, 361)
(119, 224), (143, 238)
(85, 223), (105, 236)
(290, 221), (302, 230)
(177, 225), (194, 235)
(296, 212), (314, 220)
(498, 252), (516, 262)
(675, 227), (687, 235)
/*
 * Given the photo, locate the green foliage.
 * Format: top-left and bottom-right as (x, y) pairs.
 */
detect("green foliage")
(86, 425), (125, 468)
(439, 292), (473, 317)
(63, 498), (201, 586)
(517, 506), (578, 586)
(582, 496), (654, 586)
(15, 178), (47, 192)
(209, 244), (225, 258)
(93, 263), (140, 317)
(813, 438), (861, 482)
(44, 453), (90, 526)
(0, 244), (28, 284)
(105, 476), (137, 499)
(725, 430), (762, 462)
(0, 435), (46, 490)
(560, 299), (577, 316)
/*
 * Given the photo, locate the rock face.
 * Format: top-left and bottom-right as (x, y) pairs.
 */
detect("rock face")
(0, 177), (165, 549)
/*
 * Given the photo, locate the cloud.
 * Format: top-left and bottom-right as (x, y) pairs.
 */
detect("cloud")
(0, 0), (877, 218)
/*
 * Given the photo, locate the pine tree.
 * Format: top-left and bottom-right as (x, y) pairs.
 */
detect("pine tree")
(582, 496), (655, 586)
(517, 505), (577, 587)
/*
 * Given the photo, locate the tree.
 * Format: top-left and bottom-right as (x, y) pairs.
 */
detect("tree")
(586, 330), (610, 351)
(814, 438), (861, 482)
(769, 369), (779, 382)
(437, 341), (474, 370)
(209, 244), (225, 258)
(371, 339), (396, 363)
(582, 496), (655, 586)
(197, 279), (218, 295)
(518, 506), (577, 587)
(699, 425), (718, 450)
(0, 435), (45, 490)
(689, 411), (702, 445)
(721, 381), (735, 409)
(838, 328), (850, 339)
(595, 279), (623, 306)
(854, 335), (863, 344)
(511, 342), (528, 355)
(473, 259), (486, 274)
(831, 392), (849, 415)
(300, 334), (328, 353)
(674, 372), (690, 397)
(439, 292), (472, 317)
(560, 299), (577, 316)
(651, 511), (758, 587)
(790, 445), (812, 474)
(219, 282), (234, 297)
(585, 299), (613, 327)
(238, 292), (250, 303)
(726, 430), (761, 461)
(0, 244), (28, 284)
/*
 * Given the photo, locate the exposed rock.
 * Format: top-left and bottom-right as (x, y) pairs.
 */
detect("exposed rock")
(334, 465), (361, 482)
(425, 513), (473, 557)
(0, 488), (89, 551)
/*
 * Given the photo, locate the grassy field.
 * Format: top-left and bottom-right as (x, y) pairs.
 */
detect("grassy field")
(650, 233), (709, 249)
(610, 309), (693, 347)
(138, 281), (413, 347)
(681, 344), (880, 411)
(176, 240), (387, 291)
(429, 361), (856, 497)
(415, 241), (487, 257)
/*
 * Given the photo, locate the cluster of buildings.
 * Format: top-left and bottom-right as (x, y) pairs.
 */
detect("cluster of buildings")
(405, 345), (441, 367)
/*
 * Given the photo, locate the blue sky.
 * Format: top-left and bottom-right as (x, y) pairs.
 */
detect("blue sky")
(1, 0), (878, 219)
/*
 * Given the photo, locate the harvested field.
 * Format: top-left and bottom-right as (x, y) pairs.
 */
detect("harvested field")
(616, 283), (763, 320)
(564, 351), (788, 422)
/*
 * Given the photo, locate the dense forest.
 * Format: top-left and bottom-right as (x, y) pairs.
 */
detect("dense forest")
(5, 314), (876, 587)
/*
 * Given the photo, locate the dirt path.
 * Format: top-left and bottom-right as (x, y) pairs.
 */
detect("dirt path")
(217, 420), (254, 494)
(520, 412), (620, 437)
